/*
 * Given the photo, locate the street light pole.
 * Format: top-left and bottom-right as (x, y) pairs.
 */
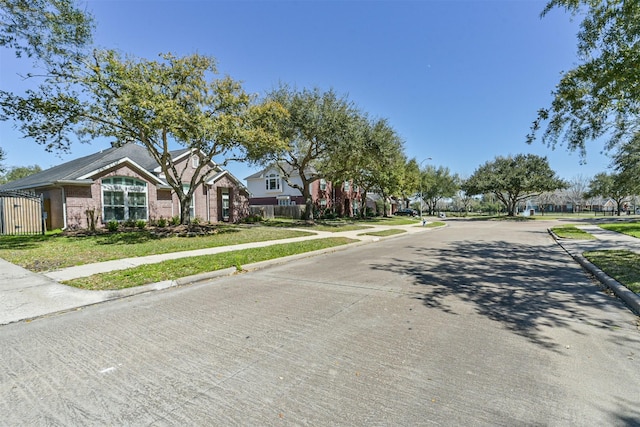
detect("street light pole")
(419, 157), (432, 222)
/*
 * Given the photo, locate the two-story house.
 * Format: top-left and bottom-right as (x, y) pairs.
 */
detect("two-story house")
(245, 165), (362, 217)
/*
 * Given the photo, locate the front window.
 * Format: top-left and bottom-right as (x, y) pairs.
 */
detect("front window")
(266, 173), (280, 191)
(102, 177), (148, 221)
(343, 181), (351, 191)
(222, 189), (230, 220)
(319, 179), (327, 191)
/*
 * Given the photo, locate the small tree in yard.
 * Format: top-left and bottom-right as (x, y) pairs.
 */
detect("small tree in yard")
(462, 154), (567, 217)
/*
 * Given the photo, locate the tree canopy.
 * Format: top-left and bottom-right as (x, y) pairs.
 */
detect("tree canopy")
(0, 0), (93, 64)
(612, 133), (640, 194)
(1, 0), (94, 160)
(398, 157), (420, 211)
(528, 0), (640, 158)
(461, 154), (566, 216)
(585, 172), (634, 215)
(419, 165), (459, 216)
(0, 164), (41, 184)
(249, 85), (360, 222)
(1, 50), (286, 223)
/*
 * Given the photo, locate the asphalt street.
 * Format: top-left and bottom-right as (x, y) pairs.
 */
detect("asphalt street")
(1, 220), (639, 426)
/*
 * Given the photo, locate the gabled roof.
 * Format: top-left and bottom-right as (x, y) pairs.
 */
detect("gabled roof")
(0, 143), (228, 191)
(245, 163), (318, 180)
(206, 169), (247, 190)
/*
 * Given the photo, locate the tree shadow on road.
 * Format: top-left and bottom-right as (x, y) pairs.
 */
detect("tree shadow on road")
(372, 239), (630, 351)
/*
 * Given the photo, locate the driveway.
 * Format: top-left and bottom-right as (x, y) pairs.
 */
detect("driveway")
(1, 219), (638, 425)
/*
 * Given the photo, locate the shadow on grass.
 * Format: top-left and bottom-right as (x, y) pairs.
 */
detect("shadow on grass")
(601, 221), (640, 237)
(95, 231), (159, 245)
(93, 226), (243, 245)
(0, 234), (51, 250)
(372, 238), (629, 351)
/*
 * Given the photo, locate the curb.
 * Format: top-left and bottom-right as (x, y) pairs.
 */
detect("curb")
(70, 237), (377, 302)
(3, 224), (445, 325)
(101, 223), (447, 295)
(548, 229), (640, 315)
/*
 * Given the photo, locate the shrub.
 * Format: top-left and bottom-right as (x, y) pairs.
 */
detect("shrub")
(136, 220), (146, 229)
(170, 216), (181, 226)
(107, 220), (119, 232)
(122, 218), (136, 228)
(320, 211), (338, 220)
(243, 214), (263, 224)
(157, 217), (167, 227)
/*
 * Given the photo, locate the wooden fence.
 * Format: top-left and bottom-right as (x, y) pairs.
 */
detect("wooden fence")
(0, 191), (45, 235)
(250, 205), (305, 219)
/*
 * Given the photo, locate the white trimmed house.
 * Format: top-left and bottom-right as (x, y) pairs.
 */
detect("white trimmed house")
(0, 143), (249, 230)
(245, 165), (363, 217)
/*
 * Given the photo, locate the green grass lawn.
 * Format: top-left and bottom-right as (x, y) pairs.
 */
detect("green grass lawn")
(584, 250), (640, 294)
(0, 226), (314, 271)
(359, 229), (406, 237)
(0, 216), (435, 273)
(263, 216), (421, 229)
(64, 237), (356, 290)
(600, 221), (640, 238)
(550, 225), (597, 239)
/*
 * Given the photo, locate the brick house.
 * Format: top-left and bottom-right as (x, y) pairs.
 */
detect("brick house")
(245, 165), (363, 217)
(0, 143), (249, 230)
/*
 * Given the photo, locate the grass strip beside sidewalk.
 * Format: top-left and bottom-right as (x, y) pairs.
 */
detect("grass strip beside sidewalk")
(359, 229), (406, 237)
(0, 227), (314, 272)
(600, 221), (640, 238)
(550, 225), (596, 239)
(584, 250), (640, 294)
(63, 237), (356, 290)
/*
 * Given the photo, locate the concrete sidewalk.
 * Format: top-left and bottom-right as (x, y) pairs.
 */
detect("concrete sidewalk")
(0, 223), (436, 325)
(551, 224), (640, 315)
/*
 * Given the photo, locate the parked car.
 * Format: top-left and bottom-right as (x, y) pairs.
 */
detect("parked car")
(395, 208), (418, 216)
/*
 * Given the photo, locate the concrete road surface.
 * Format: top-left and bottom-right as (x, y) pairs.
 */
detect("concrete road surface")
(1, 219), (639, 426)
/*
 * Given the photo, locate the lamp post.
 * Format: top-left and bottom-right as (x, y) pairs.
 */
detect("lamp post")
(419, 157), (432, 222)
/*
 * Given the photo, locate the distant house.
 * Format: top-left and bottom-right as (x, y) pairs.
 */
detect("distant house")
(245, 165), (362, 217)
(0, 143), (249, 230)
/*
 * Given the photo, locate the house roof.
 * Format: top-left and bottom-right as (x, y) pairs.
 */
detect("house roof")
(245, 163), (318, 180)
(0, 143), (243, 191)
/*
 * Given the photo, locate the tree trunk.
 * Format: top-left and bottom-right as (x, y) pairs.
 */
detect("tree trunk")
(303, 187), (314, 223)
(180, 195), (191, 225)
(381, 192), (388, 216)
(359, 190), (368, 218)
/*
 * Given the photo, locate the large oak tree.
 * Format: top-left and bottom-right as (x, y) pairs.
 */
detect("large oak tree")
(1, 50), (285, 223)
(462, 154), (567, 216)
(249, 85), (360, 222)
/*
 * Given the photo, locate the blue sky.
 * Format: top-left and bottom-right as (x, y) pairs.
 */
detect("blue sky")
(0, 0), (612, 182)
